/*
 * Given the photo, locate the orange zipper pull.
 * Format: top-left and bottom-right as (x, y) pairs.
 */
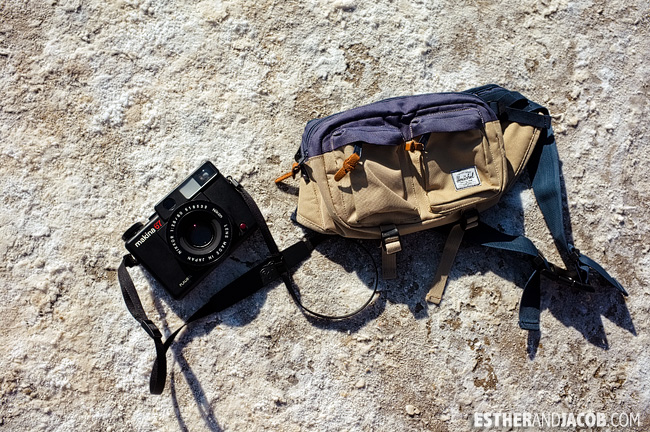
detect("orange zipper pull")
(334, 151), (361, 181)
(404, 140), (424, 152)
(274, 162), (301, 184)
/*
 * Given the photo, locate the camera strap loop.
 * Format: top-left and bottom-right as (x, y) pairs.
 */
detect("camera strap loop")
(232, 179), (379, 321)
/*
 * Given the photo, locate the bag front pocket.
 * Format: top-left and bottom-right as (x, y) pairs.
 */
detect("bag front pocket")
(325, 143), (420, 227)
(319, 104), (506, 228)
(411, 109), (506, 214)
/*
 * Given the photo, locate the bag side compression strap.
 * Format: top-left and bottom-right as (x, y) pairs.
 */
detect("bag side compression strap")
(529, 127), (627, 295)
(425, 210), (479, 305)
(425, 223), (465, 304)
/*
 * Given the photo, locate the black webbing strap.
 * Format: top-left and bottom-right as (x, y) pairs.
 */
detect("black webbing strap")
(118, 179), (325, 394)
(118, 234), (326, 394)
(118, 256), (167, 393)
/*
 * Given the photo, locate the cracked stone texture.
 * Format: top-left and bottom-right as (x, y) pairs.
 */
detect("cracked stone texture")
(1, 0), (648, 431)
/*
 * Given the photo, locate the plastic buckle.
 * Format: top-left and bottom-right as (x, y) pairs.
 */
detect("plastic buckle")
(557, 273), (594, 292)
(541, 263), (593, 292)
(380, 226), (401, 254)
(260, 256), (284, 285)
(461, 209), (479, 231)
(140, 319), (162, 339)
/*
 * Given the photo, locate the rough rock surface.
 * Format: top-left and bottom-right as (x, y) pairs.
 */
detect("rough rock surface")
(1, 1), (648, 431)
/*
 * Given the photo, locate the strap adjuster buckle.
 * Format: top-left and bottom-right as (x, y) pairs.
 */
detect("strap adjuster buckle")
(380, 226), (401, 254)
(260, 256), (286, 285)
(461, 209), (479, 231)
(140, 319), (162, 339)
(540, 263), (593, 291)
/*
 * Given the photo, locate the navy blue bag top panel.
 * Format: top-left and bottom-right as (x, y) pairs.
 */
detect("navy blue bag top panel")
(409, 108), (486, 137)
(300, 92), (498, 160)
(325, 126), (406, 152)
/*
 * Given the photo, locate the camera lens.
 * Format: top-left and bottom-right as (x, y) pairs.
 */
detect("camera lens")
(184, 219), (215, 248)
(167, 201), (233, 266)
(178, 213), (222, 253)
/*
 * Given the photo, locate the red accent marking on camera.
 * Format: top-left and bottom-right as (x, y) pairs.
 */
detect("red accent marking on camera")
(153, 220), (163, 230)
(239, 223), (248, 231)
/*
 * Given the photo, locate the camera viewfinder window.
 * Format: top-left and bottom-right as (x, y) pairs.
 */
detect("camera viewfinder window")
(178, 164), (218, 199)
(179, 178), (201, 199)
(195, 165), (217, 185)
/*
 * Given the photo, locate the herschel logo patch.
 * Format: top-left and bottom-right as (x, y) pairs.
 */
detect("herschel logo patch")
(451, 167), (481, 190)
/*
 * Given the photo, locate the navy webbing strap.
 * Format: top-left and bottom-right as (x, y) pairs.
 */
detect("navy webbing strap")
(465, 84), (552, 129)
(465, 222), (548, 330)
(529, 126), (627, 296)
(465, 85), (627, 331)
(466, 222), (598, 330)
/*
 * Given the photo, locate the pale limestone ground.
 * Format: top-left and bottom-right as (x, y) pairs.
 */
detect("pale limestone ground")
(1, 1), (649, 431)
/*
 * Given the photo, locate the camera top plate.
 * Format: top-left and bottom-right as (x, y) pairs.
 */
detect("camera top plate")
(154, 161), (220, 222)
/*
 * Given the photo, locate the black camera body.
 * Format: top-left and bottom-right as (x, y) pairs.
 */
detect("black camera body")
(123, 161), (257, 299)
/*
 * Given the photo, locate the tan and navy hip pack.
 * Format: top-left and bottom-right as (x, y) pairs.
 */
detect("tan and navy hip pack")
(277, 84), (627, 330)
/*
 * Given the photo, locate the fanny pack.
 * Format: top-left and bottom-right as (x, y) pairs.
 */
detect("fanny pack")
(277, 84), (627, 328)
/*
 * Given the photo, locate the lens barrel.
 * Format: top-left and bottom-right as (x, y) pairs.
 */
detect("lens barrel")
(166, 201), (232, 266)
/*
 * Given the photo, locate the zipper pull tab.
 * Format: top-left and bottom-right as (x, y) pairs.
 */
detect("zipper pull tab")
(405, 133), (429, 152)
(404, 140), (424, 152)
(274, 162), (302, 184)
(334, 145), (362, 181)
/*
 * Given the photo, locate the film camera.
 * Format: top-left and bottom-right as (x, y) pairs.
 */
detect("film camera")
(122, 162), (257, 299)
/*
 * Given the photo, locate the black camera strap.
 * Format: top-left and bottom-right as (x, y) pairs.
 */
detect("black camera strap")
(118, 234), (324, 394)
(118, 180), (379, 394)
(231, 178), (379, 321)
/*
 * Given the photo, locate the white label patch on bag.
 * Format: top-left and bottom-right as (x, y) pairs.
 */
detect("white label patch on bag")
(451, 167), (481, 190)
